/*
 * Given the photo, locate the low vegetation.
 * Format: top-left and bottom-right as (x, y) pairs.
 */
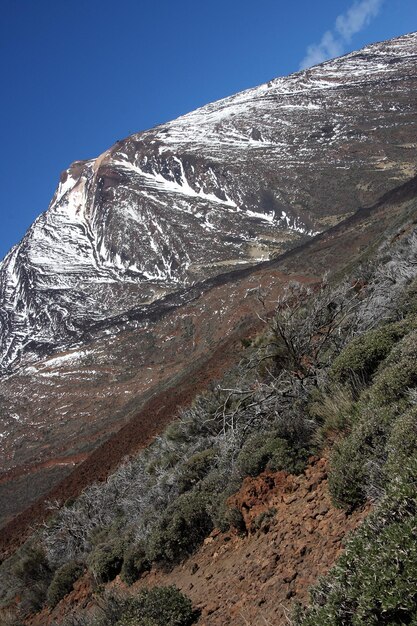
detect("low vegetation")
(59, 586), (199, 626)
(294, 233), (417, 624)
(108, 586), (198, 626)
(295, 473), (417, 625)
(47, 561), (84, 608)
(2, 227), (417, 624)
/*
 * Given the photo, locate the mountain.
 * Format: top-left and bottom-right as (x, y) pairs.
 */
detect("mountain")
(1, 32), (417, 373)
(2, 30), (417, 626)
(3, 159), (417, 626)
(1, 31), (417, 534)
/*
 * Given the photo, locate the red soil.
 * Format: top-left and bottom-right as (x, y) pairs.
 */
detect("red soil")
(27, 457), (370, 626)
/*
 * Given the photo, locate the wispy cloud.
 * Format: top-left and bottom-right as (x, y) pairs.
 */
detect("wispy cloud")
(299, 0), (384, 70)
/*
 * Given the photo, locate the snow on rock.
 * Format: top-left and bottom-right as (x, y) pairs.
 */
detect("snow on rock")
(1, 32), (417, 372)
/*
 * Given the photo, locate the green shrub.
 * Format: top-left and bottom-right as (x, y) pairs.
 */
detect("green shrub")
(207, 480), (244, 533)
(88, 537), (125, 583)
(329, 433), (369, 509)
(328, 323), (417, 510)
(309, 384), (357, 441)
(330, 322), (406, 386)
(120, 543), (150, 586)
(10, 541), (52, 613)
(146, 491), (213, 564)
(296, 476), (417, 626)
(267, 439), (308, 474)
(223, 506), (247, 534)
(397, 278), (417, 317)
(386, 407), (417, 478)
(115, 586), (198, 626)
(47, 561), (84, 607)
(116, 618), (157, 626)
(237, 432), (308, 477)
(11, 542), (51, 588)
(177, 449), (217, 494)
(369, 355), (417, 407)
(328, 406), (392, 509)
(251, 507), (277, 533)
(164, 421), (191, 445)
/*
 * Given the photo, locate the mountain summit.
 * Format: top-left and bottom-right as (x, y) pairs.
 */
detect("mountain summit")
(1, 32), (416, 373)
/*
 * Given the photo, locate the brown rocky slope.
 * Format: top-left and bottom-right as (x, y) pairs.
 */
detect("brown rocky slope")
(27, 457), (370, 626)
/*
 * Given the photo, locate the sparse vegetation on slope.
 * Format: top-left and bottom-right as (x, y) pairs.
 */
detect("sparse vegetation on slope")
(295, 236), (417, 624)
(47, 561), (84, 609)
(295, 472), (417, 625)
(2, 222), (417, 624)
(59, 586), (199, 626)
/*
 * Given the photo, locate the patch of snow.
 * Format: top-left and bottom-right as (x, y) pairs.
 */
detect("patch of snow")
(43, 350), (87, 368)
(55, 171), (78, 204)
(246, 210), (275, 223)
(114, 158), (237, 208)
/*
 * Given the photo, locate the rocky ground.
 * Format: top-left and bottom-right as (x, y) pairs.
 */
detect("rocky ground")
(27, 457), (370, 626)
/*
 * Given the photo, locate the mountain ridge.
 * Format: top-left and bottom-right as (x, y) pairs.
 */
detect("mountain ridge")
(1, 31), (417, 373)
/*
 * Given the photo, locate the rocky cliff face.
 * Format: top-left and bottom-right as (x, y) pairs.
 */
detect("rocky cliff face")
(1, 32), (417, 373)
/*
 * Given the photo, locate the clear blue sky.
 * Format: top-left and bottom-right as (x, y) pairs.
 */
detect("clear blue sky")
(1, 0), (416, 260)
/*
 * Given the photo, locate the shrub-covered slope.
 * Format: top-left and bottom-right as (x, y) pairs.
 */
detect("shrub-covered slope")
(1, 31), (417, 534)
(2, 193), (417, 624)
(294, 279), (417, 625)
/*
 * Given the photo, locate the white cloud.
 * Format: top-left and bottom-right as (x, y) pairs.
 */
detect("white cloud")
(300, 31), (345, 69)
(299, 0), (384, 70)
(336, 0), (383, 40)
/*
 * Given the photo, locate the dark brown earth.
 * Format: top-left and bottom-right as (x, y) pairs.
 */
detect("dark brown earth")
(1, 175), (417, 557)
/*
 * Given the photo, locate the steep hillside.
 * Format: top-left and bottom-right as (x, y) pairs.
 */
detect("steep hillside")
(2, 31), (417, 626)
(1, 32), (417, 533)
(2, 171), (417, 625)
(23, 458), (372, 626)
(1, 174), (417, 539)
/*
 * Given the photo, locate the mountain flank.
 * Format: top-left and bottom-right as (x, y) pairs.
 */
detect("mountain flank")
(1, 32), (417, 530)
(1, 31), (417, 372)
(1, 31), (417, 626)
(2, 172), (417, 624)
(1, 172), (417, 543)
(26, 458), (371, 626)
